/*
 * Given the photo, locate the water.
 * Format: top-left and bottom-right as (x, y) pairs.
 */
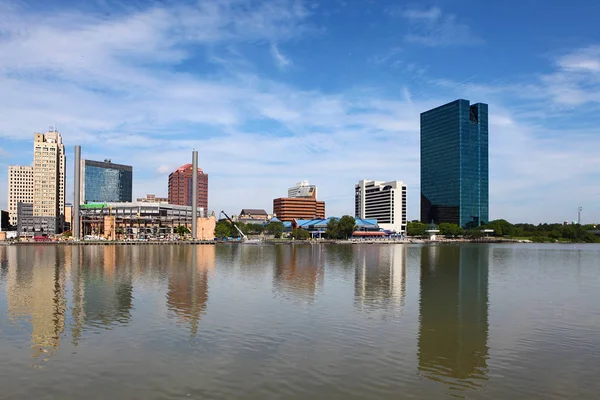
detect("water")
(1, 243), (599, 399)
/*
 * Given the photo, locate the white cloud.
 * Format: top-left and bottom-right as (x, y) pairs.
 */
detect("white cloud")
(0, 2), (599, 223)
(397, 7), (482, 47)
(270, 43), (292, 69)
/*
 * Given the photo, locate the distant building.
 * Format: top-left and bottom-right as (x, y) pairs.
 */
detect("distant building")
(79, 202), (212, 240)
(288, 180), (318, 199)
(7, 165), (34, 226)
(1, 210), (9, 231)
(81, 159), (133, 203)
(17, 202), (62, 236)
(137, 194), (168, 203)
(33, 131), (66, 219)
(355, 180), (407, 233)
(8, 130), (66, 230)
(64, 204), (73, 232)
(421, 99), (489, 227)
(168, 164), (208, 210)
(239, 209), (269, 220)
(273, 198), (325, 222)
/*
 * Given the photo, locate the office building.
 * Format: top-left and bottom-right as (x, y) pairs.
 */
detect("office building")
(420, 99), (489, 227)
(355, 180), (407, 233)
(273, 198), (325, 222)
(17, 202), (61, 236)
(168, 164), (208, 210)
(81, 159), (133, 203)
(288, 180), (318, 199)
(136, 194), (168, 203)
(33, 130), (66, 218)
(7, 165), (34, 226)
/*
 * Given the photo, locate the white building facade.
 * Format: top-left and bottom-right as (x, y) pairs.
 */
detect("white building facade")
(288, 180), (318, 199)
(7, 165), (34, 226)
(355, 180), (407, 234)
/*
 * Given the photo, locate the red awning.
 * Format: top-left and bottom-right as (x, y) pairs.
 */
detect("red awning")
(352, 231), (387, 237)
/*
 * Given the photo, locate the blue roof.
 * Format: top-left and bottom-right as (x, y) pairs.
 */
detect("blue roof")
(269, 217), (281, 223)
(294, 217), (380, 230)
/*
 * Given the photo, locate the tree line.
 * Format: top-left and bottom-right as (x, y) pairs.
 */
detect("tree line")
(213, 215), (359, 240)
(407, 219), (599, 243)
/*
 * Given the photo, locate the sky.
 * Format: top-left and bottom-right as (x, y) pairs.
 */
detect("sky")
(0, 0), (599, 224)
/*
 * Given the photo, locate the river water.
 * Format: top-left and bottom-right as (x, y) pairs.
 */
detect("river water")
(0, 243), (599, 399)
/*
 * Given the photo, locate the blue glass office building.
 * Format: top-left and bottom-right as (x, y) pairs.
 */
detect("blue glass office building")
(420, 99), (488, 227)
(83, 159), (133, 203)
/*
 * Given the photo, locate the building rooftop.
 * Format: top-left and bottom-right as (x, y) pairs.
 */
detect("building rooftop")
(173, 163), (204, 173)
(240, 209), (268, 216)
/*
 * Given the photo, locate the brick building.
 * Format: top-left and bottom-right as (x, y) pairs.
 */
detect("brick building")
(168, 164), (208, 210)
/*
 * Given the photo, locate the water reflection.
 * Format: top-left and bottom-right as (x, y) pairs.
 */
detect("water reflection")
(5, 246), (67, 359)
(166, 246), (215, 337)
(274, 245), (324, 300)
(418, 245), (489, 394)
(354, 245), (406, 310)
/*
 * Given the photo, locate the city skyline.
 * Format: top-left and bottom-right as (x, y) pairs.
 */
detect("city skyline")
(1, 1), (599, 223)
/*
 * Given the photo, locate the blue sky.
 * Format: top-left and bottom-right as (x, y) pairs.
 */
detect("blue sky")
(1, 0), (599, 223)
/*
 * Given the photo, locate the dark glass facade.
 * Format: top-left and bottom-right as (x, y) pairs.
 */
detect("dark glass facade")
(83, 160), (133, 203)
(420, 99), (488, 227)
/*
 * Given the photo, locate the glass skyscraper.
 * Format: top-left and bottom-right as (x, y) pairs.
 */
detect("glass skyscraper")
(82, 159), (133, 203)
(420, 99), (488, 227)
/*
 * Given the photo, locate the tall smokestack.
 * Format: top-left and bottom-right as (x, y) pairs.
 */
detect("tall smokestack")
(73, 145), (81, 240)
(192, 150), (198, 239)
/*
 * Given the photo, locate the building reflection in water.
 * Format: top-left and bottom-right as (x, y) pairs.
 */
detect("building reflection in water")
(418, 245), (489, 393)
(273, 245), (324, 301)
(354, 245), (407, 310)
(5, 247), (67, 360)
(70, 246), (134, 340)
(166, 245), (215, 337)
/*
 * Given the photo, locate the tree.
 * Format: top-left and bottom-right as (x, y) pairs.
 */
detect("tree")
(176, 225), (190, 237)
(338, 215), (357, 239)
(291, 228), (310, 240)
(265, 221), (284, 238)
(407, 222), (428, 237)
(325, 218), (340, 239)
(246, 223), (264, 234)
(214, 221), (232, 239)
(439, 223), (463, 237)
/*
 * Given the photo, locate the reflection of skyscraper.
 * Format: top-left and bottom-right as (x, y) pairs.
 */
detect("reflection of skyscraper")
(166, 246), (215, 337)
(5, 247), (66, 359)
(79, 246), (134, 328)
(274, 245), (324, 300)
(418, 245), (489, 393)
(354, 245), (406, 309)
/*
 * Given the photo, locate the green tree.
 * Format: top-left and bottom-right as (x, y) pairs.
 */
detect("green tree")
(265, 221), (284, 238)
(325, 218), (340, 239)
(214, 221), (232, 239)
(407, 222), (428, 237)
(291, 228), (310, 240)
(246, 223), (264, 234)
(338, 215), (357, 239)
(176, 225), (190, 237)
(438, 223), (463, 237)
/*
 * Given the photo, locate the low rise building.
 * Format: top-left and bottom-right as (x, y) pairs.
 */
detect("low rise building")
(137, 194), (169, 203)
(17, 202), (62, 237)
(79, 202), (213, 240)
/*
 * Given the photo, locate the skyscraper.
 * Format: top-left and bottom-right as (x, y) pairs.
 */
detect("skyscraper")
(355, 180), (407, 233)
(33, 130), (66, 218)
(81, 159), (133, 203)
(420, 99), (488, 227)
(8, 130), (66, 234)
(168, 164), (208, 210)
